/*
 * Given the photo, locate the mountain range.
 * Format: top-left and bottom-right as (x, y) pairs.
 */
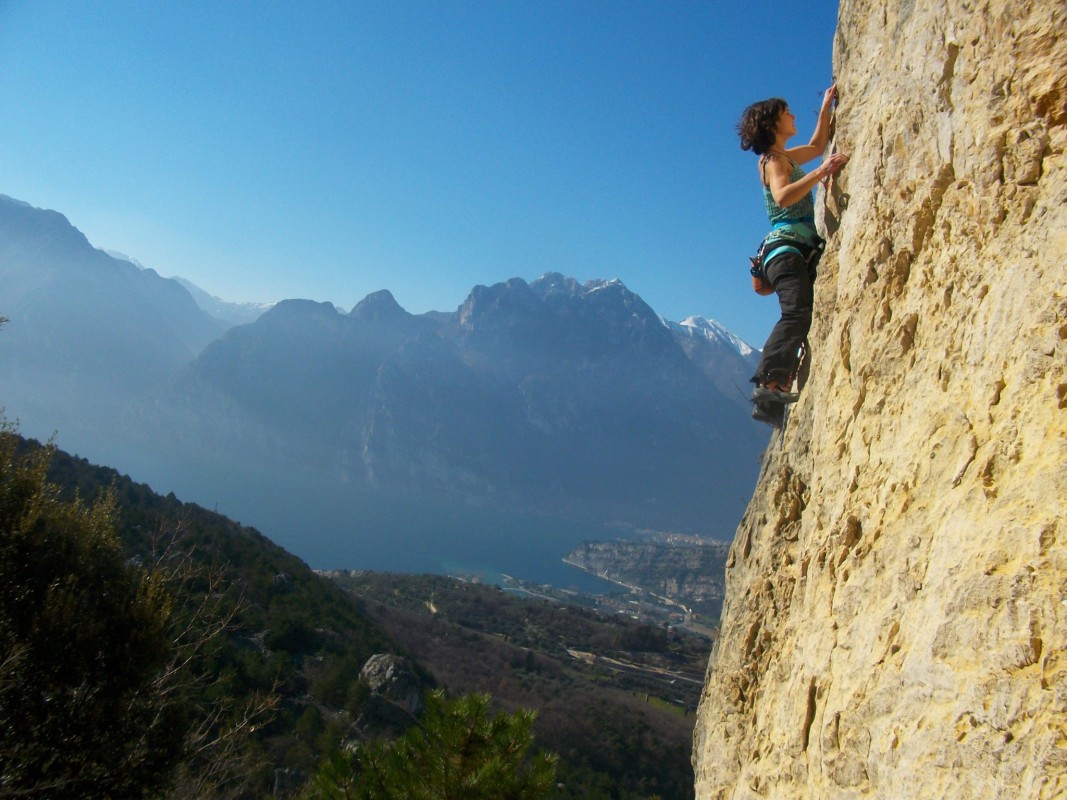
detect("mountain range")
(0, 193), (766, 575)
(0, 196), (223, 443)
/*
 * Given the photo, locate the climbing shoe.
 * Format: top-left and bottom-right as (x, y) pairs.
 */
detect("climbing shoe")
(752, 385), (799, 405)
(751, 402), (783, 429)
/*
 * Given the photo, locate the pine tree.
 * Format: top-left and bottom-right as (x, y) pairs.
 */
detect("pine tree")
(305, 689), (558, 800)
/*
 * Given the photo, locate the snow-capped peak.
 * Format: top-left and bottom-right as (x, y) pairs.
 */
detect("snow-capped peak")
(585, 277), (624, 292)
(105, 249), (148, 270)
(663, 316), (756, 359)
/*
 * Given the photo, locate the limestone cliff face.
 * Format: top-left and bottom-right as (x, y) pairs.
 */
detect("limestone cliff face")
(693, 2), (1066, 798)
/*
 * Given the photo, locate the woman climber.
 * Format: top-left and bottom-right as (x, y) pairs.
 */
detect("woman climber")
(737, 85), (849, 428)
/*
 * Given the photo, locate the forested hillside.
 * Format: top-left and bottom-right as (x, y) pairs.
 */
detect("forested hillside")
(3, 431), (705, 798)
(332, 571), (708, 800)
(5, 432), (401, 797)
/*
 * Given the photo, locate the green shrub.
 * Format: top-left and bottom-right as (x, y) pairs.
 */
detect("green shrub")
(304, 690), (557, 800)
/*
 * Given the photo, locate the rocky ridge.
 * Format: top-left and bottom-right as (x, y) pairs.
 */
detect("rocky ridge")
(135, 272), (763, 536)
(693, 2), (1066, 799)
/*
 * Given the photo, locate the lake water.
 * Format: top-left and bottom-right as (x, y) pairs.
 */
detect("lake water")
(269, 487), (627, 595)
(144, 454), (626, 595)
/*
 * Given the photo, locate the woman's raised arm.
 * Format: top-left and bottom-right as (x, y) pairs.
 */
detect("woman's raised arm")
(786, 84), (838, 165)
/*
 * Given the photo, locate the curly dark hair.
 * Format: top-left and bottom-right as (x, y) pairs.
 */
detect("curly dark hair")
(737, 98), (788, 155)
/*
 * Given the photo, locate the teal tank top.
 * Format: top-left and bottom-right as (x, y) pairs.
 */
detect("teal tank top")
(763, 157), (815, 225)
(760, 155), (818, 263)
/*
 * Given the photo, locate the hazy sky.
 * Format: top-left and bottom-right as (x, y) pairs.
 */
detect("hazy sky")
(0, 1), (840, 346)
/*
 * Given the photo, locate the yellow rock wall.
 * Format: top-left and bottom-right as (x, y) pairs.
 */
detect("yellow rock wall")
(693, 1), (1066, 798)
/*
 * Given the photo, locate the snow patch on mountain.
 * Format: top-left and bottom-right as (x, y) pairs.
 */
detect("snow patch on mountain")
(663, 316), (758, 359)
(105, 249), (149, 270)
(173, 277), (275, 327)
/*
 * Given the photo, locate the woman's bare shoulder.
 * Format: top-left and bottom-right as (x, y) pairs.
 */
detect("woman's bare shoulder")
(760, 152), (792, 183)
(784, 144), (820, 165)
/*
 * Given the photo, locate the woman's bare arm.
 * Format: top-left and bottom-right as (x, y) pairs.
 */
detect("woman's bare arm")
(786, 85), (838, 165)
(765, 149), (850, 209)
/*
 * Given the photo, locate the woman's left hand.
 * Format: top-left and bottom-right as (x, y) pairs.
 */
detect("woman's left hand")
(817, 151), (850, 184)
(822, 84), (838, 109)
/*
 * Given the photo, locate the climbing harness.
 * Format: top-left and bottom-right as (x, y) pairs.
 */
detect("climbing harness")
(748, 226), (825, 296)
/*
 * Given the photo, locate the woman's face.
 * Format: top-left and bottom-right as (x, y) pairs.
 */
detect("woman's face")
(777, 106), (797, 139)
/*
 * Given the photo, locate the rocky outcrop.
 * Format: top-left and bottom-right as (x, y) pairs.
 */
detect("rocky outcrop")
(693, 2), (1066, 799)
(350, 654), (429, 740)
(359, 653), (426, 717)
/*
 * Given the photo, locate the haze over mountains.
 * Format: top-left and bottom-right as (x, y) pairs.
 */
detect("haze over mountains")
(0, 193), (766, 579)
(0, 196), (223, 437)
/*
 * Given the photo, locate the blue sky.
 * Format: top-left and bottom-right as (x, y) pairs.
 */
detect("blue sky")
(0, 1), (839, 346)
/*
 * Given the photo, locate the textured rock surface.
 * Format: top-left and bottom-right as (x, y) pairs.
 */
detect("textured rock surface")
(693, 1), (1066, 798)
(351, 654), (429, 740)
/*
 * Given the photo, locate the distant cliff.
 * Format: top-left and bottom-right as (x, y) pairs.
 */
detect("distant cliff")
(693, 2), (1066, 799)
(565, 539), (730, 619)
